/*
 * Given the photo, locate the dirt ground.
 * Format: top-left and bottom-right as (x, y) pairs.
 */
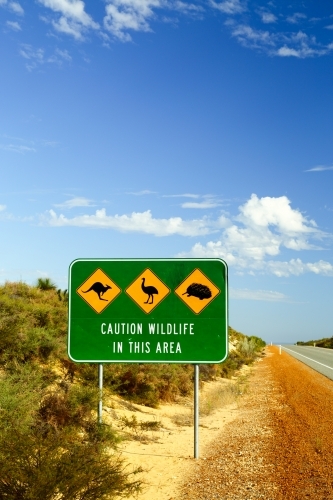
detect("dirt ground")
(106, 372), (246, 499)
(111, 346), (333, 499)
(181, 346), (333, 499)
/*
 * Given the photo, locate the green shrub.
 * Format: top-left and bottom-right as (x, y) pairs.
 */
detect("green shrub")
(0, 364), (140, 499)
(0, 283), (67, 365)
(101, 363), (194, 407)
(36, 277), (57, 291)
(238, 337), (257, 357)
(0, 425), (141, 500)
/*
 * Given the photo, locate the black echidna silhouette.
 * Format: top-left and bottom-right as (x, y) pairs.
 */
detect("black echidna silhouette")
(82, 282), (112, 301)
(182, 283), (212, 300)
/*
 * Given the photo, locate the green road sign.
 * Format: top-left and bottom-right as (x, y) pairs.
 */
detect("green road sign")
(68, 258), (228, 364)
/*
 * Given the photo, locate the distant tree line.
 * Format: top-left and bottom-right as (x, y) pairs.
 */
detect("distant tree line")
(296, 337), (333, 348)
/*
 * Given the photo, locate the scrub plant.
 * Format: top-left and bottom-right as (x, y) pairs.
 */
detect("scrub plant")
(0, 363), (142, 499)
(0, 282), (143, 499)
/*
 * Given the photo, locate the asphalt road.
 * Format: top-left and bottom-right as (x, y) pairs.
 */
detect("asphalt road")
(280, 345), (333, 381)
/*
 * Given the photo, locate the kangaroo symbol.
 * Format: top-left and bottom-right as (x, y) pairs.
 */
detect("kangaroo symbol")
(82, 282), (112, 301)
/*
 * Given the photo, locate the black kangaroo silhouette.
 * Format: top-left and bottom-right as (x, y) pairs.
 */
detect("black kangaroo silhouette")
(141, 278), (158, 304)
(82, 282), (112, 301)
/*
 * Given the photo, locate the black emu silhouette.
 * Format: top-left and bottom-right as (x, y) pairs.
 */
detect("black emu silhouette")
(82, 282), (112, 301)
(141, 278), (158, 304)
(183, 283), (212, 300)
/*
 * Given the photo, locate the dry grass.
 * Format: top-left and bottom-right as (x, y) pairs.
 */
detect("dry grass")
(199, 381), (239, 416)
(171, 376), (248, 426)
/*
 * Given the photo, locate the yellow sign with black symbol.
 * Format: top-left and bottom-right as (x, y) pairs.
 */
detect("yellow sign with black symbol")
(76, 268), (121, 314)
(174, 268), (220, 314)
(125, 268), (170, 314)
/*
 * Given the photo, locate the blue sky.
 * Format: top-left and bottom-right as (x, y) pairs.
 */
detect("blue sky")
(1, 0), (333, 344)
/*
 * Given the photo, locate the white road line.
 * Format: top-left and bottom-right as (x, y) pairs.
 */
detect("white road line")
(282, 346), (333, 371)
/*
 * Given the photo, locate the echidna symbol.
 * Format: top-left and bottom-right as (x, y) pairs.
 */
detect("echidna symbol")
(182, 283), (212, 300)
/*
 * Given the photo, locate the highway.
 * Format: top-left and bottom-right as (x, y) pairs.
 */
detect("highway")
(281, 345), (333, 381)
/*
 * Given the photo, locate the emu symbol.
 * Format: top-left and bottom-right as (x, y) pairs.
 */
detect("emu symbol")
(141, 278), (158, 304)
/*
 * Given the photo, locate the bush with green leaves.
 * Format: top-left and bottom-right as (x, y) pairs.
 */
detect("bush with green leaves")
(0, 282), (67, 366)
(36, 277), (57, 290)
(0, 364), (141, 499)
(103, 362), (194, 407)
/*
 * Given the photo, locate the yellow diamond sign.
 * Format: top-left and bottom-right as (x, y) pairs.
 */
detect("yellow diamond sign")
(76, 268), (121, 314)
(175, 268), (220, 314)
(125, 268), (170, 314)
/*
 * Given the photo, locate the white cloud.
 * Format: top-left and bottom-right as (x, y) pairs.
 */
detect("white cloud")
(104, 0), (161, 41)
(305, 165), (333, 172)
(0, 204), (6, 212)
(52, 16), (84, 39)
(230, 288), (288, 301)
(20, 45), (44, 61)
(2, 0), (331, 60)
(9, 1), (23, 14)
(230, 24), (333, 58)
(0, 143), (37, 153)
(47, 48), (72, 64)
(43, 208), (222, 236)
(237, 194), (316, 234)
(210, 0), (245, 15)
(182, 200), (222, 209)
(172, 1), (203, 15)
(266, 259), (333, 277)
(260, 12), (277, 24)
(231, 24), (275, 49)
(19, 44), (44, 70)
(127, 190), (157, 195)
(275, 31), (328, 58)
(163, 193), (224, 208)
(163, 193), (200, 198)
(0, 0), (24, 14)
(286, 12), (306, 24)
(38, 0), (99, 39)
(213, 5), (332, 59)
(19, 43), (72, 70)
(54, 197), (94, 209)
(277, 46), (302, 57)
(6, 20), (21, 30)
(178, 194), (332, 277)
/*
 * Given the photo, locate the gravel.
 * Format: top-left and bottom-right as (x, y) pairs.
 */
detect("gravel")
(180, 346), (333, 499)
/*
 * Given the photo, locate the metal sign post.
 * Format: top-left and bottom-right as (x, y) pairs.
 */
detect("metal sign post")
(98, 363), (103, 424)
(194, 364), (199, 458)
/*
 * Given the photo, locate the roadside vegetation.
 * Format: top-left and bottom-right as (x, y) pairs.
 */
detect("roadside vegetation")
(296, 337), (333, 348)
(0, 280), (265, 498)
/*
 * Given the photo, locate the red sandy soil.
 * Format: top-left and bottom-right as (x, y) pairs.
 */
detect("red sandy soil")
(180, 346), (333, 499)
